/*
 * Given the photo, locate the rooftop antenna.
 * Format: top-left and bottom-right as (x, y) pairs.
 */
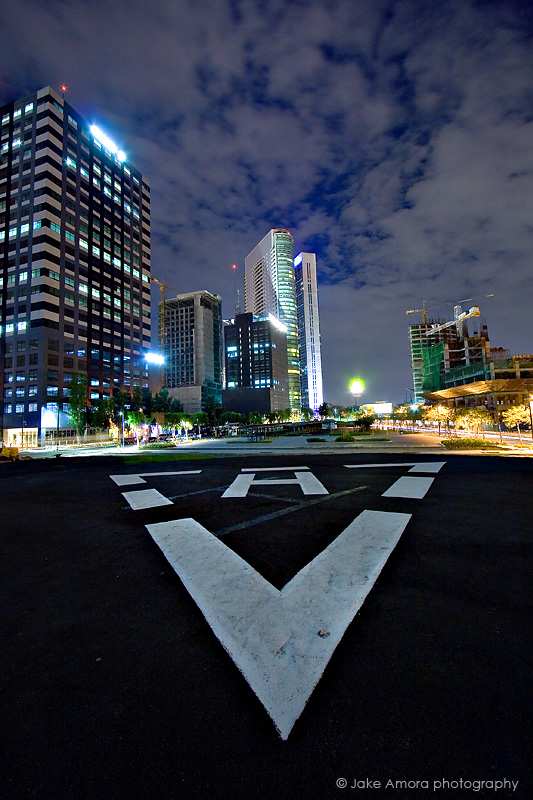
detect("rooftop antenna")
(232, 264), (241, 316)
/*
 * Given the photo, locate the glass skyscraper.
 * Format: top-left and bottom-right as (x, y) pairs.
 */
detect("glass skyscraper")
(294, 252), (323, 411)
(0, 86), (151, 446)
(244, 228), (300, 410)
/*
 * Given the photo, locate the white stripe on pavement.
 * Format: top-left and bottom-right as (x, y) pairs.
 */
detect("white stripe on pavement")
(111, 470), (202, 486)
(381, 476), (434, 499)
(241, 466), (309, 472)
(147, 509), (411, 740)
(344, 462), (445, 473)
(222, 471), (328, 498)
(122, 488), (174, 510)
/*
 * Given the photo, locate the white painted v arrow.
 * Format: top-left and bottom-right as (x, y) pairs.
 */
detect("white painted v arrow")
(147, 509), (411, 739)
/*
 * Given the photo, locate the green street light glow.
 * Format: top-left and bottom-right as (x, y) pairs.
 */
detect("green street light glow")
(350, 379), (364, 396)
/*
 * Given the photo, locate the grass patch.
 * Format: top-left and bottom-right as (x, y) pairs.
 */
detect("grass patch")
(122, 453), (210, 463)
(307, 437), (327, 442)
(441, 437), (503, 450)
(139, 441), (178, 449)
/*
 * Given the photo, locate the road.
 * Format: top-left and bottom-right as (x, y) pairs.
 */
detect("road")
(2, 452), (531, 799)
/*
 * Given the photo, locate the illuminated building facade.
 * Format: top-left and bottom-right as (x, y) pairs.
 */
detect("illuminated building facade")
(244, 229), (300, 410)
(222, 311), (289, 414)
(294, 252), (323, 411)
(0, 86), (151, 446)
(160, 290), (223, 414)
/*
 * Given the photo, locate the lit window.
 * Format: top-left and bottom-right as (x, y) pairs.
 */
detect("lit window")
(103, 186), (111, 197)
(1, 114), (9, 125)
(103, 252), (111, 263)
(65, 230), (75, 242)
(79, 283), (88, 294)
(47, 386), (58, 396)
(17, 321), (27, 332)
(93, 177), (101, 189)
(25, 103), (34, 114)
(50, 222), (61, 233)
(19, 271), (28, 282)
(80, 167), (89, 180)
(29, 402), (38, 412)
(92, 245), (100, 257)
(33, 220), (42, 230)
(15, 403), (24, 413)
(1, 143), (9, 153)
(66, 156), (76, 169)
(13, 108), (21, 119)
(79, 238), (88, 249)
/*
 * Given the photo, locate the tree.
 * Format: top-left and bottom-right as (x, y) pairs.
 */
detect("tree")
(91, 396), (115, 430)
(205, 396), (222, 427)
(501, 405), (530, 443)
(423, 404), (452, 436)
(453, 406), (493, 437)
(127, 408), (149, 445)
(354, 414), (375, 432)
(67, 373), (89, 439)
(318, 402), (331, 419)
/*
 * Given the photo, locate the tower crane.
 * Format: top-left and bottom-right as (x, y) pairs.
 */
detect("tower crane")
(150, 276), (176, 387)
(406, 293), (496, 325)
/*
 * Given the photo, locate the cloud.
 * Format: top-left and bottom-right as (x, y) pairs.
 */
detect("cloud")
(1, 0), (532, 402)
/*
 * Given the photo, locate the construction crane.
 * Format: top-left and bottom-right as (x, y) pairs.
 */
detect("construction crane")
(406, 293), (496, 325)
(150, 276), (176, 387)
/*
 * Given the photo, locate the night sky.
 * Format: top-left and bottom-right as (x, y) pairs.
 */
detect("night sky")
(1, 0), (532, 406)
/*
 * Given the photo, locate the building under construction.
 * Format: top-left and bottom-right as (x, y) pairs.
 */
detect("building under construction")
(408, 304), (490, 401)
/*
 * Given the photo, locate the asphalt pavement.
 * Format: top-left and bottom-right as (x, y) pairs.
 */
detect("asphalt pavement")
(2, 451), (531, 799)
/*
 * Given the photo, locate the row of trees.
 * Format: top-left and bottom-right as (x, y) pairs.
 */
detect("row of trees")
(422, 403), (531, 439)
(65, 376), (336, 438)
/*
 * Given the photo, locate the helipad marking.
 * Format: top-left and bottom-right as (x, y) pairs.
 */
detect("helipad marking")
(241, 466), (309, 472)
(382, 476), (434, 499)
(111, 470), (201, 486)
(122, 488), (174, 510)
(147, 509), (411, 739)
(344, 462), (445, 473)
(222, 470), (328, 498)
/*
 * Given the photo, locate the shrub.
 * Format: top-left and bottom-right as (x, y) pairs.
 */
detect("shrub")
(441, 437), (502, 450)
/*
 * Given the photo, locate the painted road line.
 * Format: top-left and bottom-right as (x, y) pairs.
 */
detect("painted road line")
(382, 476), (434, 499)
(147, 509), (411, 740)
(241, 466), (310, 472)
(222, 470), (328, 498)
(122, 488), (174, 510)
(344, 462), (445, 473)
(408, 462), (445, 473)
(110, 470), (202, 487)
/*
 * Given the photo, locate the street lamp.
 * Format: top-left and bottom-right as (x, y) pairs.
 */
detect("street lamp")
(118, 411), (124, 448)
(350, 379), (364, 413)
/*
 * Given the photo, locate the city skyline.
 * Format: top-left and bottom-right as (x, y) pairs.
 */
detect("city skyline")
(1, 0), (532, 405)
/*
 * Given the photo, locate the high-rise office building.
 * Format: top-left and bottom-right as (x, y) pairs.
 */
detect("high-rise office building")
(294, 252), (323, 412)
(160, 290), (223, 414)
(223, 311), (289, 414)
(0, 86), (151, 446)
(244, 228), (300, 410)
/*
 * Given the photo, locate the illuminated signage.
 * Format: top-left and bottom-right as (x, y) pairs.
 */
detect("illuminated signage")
(294, 253), (303, 267)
